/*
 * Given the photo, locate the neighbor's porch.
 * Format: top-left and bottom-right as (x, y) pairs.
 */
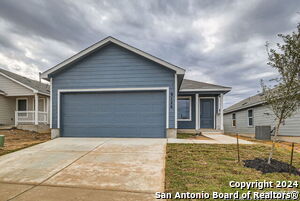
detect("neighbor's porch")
(14, 94), (50, 126)
(177, 92), (224, 132)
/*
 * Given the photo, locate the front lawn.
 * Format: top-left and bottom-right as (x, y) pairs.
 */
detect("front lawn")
(0, 129), (50, 156)
(166, 144), (300, 200)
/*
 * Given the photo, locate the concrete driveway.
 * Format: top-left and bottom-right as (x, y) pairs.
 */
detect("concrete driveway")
(0, 138), (166, 201)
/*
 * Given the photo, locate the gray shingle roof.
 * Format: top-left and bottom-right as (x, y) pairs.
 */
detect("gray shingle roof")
(224, 93), (266, 114)
(0, 68), (50, 95)
(180, 79), (231, 91)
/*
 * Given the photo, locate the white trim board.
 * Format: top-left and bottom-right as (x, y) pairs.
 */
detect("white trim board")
(42, 36), (185, 79)
(195, 94), (199, 129)
(50, 78), (52, 128)
(177, 96), (192, 121)
(180, 88), (231, 92)
(199, 97), (216, 129)
(57, 87), (170, 129)
(174, 74), (178, 128)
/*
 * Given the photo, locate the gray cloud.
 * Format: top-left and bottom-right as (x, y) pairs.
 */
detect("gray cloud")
(0, 0), (299, 107)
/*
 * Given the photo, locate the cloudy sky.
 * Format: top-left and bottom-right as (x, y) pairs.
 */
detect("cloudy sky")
(0, 0), (299, 107)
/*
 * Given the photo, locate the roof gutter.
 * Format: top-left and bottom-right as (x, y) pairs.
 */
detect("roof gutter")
(180, 88), (232, 92)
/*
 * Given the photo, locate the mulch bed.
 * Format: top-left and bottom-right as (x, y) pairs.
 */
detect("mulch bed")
(244, 158), (300, 175)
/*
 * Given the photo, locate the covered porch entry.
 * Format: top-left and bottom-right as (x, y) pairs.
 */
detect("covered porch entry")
(177, 93), (224, 131)
(14, 93), (50, 126)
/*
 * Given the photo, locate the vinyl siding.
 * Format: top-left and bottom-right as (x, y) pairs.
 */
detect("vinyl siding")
(51, 43), (176, 129)
(0, 96), (15, 125)
(0, 74), (33, 96)
(224, 105), (300, 136)
(0, 96), (35, 125)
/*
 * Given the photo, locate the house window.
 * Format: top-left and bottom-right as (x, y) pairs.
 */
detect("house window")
(16, 98), (28, 117)
(17, 99), (27, 111)
(248, 109), (253, 126)
(177, 97), (191, 121)
(232, 113), (236, 127)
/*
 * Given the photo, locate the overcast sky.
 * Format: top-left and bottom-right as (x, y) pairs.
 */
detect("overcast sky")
(0, 0), (299, 107)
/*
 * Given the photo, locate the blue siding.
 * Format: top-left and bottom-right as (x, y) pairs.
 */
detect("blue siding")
(177, 94), (219, 129)
(178, 95), (196, 129)
(61, 91), (166, 137)
(51, 43), (175, 129)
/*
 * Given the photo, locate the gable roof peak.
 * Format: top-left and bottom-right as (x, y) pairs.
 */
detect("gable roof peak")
(42, 36), (185, 79)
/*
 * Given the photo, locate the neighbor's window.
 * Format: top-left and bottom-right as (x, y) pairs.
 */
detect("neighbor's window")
(17, 99), (27, 111)
(232, 113), (236, 127)
(248, 109), (253, 126)
(17, 98), (28, 117)
(177, 97), (191, 121)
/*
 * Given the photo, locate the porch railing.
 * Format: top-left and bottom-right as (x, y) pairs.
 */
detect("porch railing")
(15, 111), (48, 126)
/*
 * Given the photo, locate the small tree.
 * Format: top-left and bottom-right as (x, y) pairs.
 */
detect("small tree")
(262, 23), (300, 164)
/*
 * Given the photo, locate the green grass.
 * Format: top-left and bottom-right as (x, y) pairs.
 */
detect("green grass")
(165, 144), (300, 200)
(177, 133), (195, 139)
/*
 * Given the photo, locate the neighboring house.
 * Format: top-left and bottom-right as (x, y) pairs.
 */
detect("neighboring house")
(42, 36), (231, 138)
(224, 93), (300, 142)
(0, 68), (50, 132)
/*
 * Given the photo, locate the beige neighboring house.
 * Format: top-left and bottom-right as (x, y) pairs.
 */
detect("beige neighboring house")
(0, 68), (50, 132)
(224, 92), (300, 143)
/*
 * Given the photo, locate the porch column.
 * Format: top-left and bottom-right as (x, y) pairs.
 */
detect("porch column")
(47, 97), (50, 124)
(220, 93), (224, 130)
(34, 93), (38, 125)
(195, 94), (199, 129)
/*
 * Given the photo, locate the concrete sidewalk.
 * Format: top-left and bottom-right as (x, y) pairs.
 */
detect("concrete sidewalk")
(168, 134), (254, 144)
(0, 138), (166, 201)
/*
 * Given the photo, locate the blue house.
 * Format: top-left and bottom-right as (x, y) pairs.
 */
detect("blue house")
(42, 37), (231, 138)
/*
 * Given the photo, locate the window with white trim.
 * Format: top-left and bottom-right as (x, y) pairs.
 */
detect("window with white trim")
(232, 113), (236, 127)
(248, 109), (253, 126)
(17, 99), (27, 111)
(177, 97), (191, 121)
(16, 98), (28, 117)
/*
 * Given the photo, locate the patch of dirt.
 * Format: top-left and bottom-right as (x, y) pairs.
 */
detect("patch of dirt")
(194, 135), (212, 140)
(0, 129), (50, 155)
(244, 158), (300, 175)
(177, 133), (212, 140)
(225, 133), (300, 153)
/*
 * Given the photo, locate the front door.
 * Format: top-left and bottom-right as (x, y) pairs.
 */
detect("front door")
(200, 98), (214, 129)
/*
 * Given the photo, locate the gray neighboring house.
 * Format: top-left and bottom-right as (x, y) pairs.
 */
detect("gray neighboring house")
(0, 68), (50, 132)
(224, 93), (300, 142)
(42, 36), (231, 139)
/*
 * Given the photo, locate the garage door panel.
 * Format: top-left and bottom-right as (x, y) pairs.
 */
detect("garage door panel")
(63, 113), (165, 124)
(61, 91), (166, 138)
(62, 126), (164, 138)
